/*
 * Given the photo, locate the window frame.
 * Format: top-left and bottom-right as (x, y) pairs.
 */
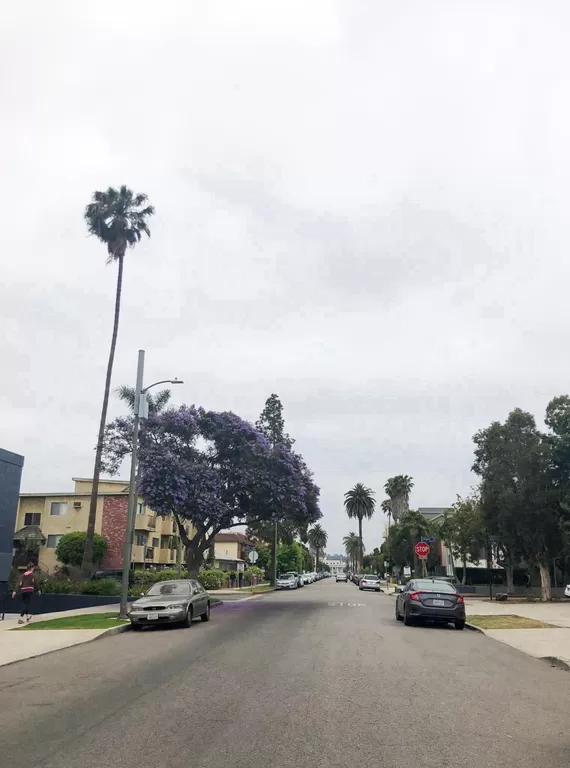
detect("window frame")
(50, 502), (68, 516)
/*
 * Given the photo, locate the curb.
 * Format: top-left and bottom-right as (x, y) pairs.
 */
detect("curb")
(0, 621), (131, 670)
(211, 600), (224, 609)
(539, 656), (570, 672)
(465, 622), (484, 634)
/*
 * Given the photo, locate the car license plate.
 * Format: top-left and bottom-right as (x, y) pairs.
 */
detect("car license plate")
(432, 599), (445, 607)
(146, 614), (159, 620)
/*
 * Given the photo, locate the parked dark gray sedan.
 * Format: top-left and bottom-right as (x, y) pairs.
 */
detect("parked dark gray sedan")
(129, 580), (211, 630)
(395, 579), (466, 629)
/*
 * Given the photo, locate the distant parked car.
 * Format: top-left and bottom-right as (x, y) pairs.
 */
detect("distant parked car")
(336, 573), (348, 582)
(395, 578), (466, 630)
(284, 572), (304, 588)
(276, 574), (298, 590)
(92, 568), (134, 586)
(359, 575), (381, 592)
(129, 579), (211, 630)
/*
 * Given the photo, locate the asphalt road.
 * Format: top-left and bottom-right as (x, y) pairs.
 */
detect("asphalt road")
(1, 580), (570, 768)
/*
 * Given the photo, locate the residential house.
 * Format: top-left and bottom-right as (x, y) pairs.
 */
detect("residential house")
(323, 555), (346, 576)
(212, 532), (255, 572)
(13, 477), (194, 573)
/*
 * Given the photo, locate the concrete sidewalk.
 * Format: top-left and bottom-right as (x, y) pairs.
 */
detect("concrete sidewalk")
(0, 604), (127, 668)
(465, 599), (570, 669)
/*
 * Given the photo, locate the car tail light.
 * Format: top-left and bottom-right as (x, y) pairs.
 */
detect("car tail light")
(409, 591), (422, 602)
(456, 595), (464, 605)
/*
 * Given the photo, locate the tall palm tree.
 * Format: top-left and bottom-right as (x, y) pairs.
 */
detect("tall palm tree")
(344, 483), (375, 570)
(383, 475), (414, 524)
(343, 532), (360, 572)
(81, 186), (155, 576)
(307, 524), (328, 571)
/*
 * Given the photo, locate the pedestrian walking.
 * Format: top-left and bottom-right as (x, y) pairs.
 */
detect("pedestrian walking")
(229, 571), (236, 588)
(238, 571), (243, 588)
(12, 563), (38, 624)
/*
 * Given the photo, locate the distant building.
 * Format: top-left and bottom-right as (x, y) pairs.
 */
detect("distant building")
(13, 477), (193, 573)
(323, 555), (346, 576)
(417, 506), (499, 575)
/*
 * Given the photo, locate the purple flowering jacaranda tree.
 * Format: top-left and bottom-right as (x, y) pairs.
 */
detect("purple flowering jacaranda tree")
(135, 405), (321, 577)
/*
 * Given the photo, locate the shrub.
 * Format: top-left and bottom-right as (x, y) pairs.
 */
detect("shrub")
(197, 569), (224, 590)
(38, 578), (77, 594)
(79, 579), (121, 596)
(55, 531), (108, 568)
(244, 566), (263, 584)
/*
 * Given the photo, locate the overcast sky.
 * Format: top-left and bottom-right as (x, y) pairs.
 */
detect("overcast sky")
(2, 1), (570, 554)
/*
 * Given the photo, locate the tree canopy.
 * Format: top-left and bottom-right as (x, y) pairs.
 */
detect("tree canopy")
(57, 531), (108, 568)
(137, 405), (320, 576)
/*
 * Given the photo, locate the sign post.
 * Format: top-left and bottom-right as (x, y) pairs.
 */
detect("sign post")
(415, 542), (430, 578)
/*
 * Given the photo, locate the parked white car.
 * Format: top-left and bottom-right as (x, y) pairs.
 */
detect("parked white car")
(565, 584), (570, 598)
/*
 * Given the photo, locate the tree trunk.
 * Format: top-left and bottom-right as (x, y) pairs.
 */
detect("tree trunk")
(462, 555), (467, 585)
(538, 560), (552, 601)
(505, 563), (514, 594)
(82, 254), (124, 577)
(358, 517), (363, 572)
(185, 542), (206, 579)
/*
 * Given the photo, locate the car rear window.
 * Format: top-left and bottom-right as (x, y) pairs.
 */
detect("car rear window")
(363, 575), (378, 580)
(415, 580), (456, 593)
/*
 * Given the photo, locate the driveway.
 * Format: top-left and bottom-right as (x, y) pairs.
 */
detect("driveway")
(1, 581), (570, 768)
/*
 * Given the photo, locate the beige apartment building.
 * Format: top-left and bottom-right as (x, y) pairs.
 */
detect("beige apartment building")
(13, 477), (193, 574)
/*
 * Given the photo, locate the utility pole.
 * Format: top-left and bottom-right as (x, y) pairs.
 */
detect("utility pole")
(273, 521), (278, 585)
(119, 350), (145, 618)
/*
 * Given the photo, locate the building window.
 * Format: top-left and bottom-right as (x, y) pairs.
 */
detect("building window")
(137, 502), (146, 515)
(135, 534), (147, 547)
(50, 502), (68, 516)
(46, 534), (63, 548)
(152, 537), (159, 548)
(24, 513), (41, 526)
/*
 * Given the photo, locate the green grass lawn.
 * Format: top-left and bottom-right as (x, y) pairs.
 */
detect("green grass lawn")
(18, 612), (128, 631)
(468, 614), (556, 630)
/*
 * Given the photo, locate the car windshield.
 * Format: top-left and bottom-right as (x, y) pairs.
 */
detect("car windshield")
(414, 580), (456, 593)
(146, 582), (191, 597)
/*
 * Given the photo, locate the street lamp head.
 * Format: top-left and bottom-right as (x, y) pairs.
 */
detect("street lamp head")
(170, 379), (183, 385)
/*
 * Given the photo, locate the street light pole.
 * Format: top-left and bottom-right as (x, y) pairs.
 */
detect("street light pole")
(119, 352), (183, 618)
(120, 350), (145, 617)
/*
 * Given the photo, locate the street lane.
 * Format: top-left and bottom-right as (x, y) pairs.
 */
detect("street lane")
(1, 580), (570, 768)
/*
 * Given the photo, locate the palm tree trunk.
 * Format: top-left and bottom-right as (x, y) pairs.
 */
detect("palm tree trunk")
(81, 254), (124, 576)
(358, 516), (363, 571)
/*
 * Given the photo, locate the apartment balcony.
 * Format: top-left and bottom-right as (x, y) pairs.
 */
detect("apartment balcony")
(134, 513), (157, 532)
(158, 548), (177, 565)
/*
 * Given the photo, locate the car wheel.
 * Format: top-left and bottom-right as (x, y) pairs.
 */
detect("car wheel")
(403, 605), (414, 626)
(359, 586), (363, 591)
(455, 620), (465, 631)
(395, 602), (403, 621)
(182, 607), (193, 628)
(131, 623), (142, 632)
(201, 603), (211, 622)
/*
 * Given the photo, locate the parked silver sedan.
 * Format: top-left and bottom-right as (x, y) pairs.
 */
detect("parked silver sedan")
(129, 580), (211, 630)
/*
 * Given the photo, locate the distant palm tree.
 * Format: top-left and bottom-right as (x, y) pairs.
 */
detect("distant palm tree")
(81, 186), (155, 576)
(307, 524), (328, 571)
(343, 532), (360, 572)
(344, 483), (376, 570)
(116, 384), (172, 415)
(381, 499), (392, 530)
(383, 475), (414, 524)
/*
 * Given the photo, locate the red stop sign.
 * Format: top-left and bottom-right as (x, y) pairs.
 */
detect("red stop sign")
(415, 541), (430, 559)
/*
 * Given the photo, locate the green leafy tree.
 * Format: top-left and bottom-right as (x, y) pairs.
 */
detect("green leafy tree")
(82, 186), (155, 576)
(307, 524), (328, 571)
(277, 542), (305, 574)
(57, 532), (108, 568)
(344, 484), (375, 570)
(473, 407), (565, 600)
(383, 475), (414, 524)
(386, 510), (432, 576)
(438, 495), (485, 585)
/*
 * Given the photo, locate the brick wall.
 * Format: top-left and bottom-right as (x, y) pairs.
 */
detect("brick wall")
(101, 496), (128, 569)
